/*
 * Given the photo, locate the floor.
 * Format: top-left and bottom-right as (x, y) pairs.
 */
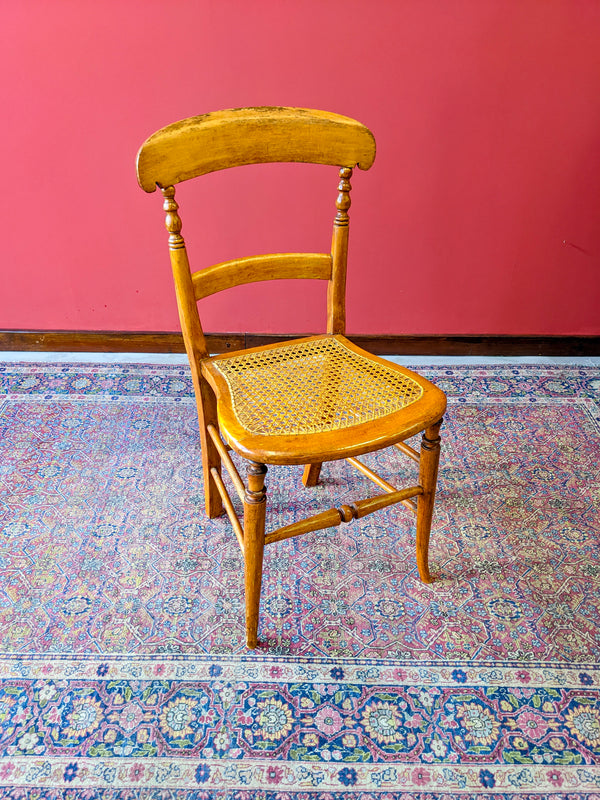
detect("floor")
(3, 351), (600, 366)
(1, 353), (598, 794)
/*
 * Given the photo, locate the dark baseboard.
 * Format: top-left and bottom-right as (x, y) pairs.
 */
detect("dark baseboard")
(245, 334), (600, 357)
(0, 330), (599, 357)
(0, 330), (241, 354)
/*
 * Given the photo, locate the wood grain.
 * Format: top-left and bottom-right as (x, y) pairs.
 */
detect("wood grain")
(192, 253), (332, 300)
(394, 441), (421, 463)
(264, 507), (347, 545)
(327, 167), (352, 334)
(243, 462), (268, 649)
(136, 107), (376, 192)
(207, 424), (245, 502)
(346, 456), (419, 514)
(210, 467), (244, 552)
(351, 486), (424, 519)
(415, 421), (443, 584)
(302, 463), (322, 487)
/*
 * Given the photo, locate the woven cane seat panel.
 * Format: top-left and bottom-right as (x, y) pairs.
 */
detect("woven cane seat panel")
(213, 337), (424, 436)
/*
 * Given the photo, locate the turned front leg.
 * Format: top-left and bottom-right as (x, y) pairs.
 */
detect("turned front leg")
(416, 420), (443, 583)
(244, 462), (268, 648)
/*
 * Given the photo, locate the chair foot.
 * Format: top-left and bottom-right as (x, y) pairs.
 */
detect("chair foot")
(416, 420), (442, 583)
(244, 462), (267, 648)
(302, 463), (322, 487)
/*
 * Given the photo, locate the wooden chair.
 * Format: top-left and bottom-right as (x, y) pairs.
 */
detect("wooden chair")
(136, 107), (447, 648)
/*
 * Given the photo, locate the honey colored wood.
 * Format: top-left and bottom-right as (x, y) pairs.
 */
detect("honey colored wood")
(202, 334), (446, 465)
(136, 107), (376, 192)
(327, 167), (352, 334)
(346, 456), (397, 493)
(416, 421), (443, 583)
(346, 456), (419, 515)
(162, 186), (209, 361)
(193, 254), (332, 300)
(137, 107), (447, 648)
(244, 462), (268, 649)
(350, 486), (424, 519)
(264, 507), (348, 545)
(161, 186), (222, 517)
(394, 441), (421, 463)
(207, 424), (245, 502)
(210, 467), (244, 553)
(302, 463), (322, 487)
(264, 484), (421, 544)
(196, 378), (224, 519)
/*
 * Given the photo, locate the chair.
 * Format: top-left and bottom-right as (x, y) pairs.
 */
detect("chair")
(136, 107), (446, 648)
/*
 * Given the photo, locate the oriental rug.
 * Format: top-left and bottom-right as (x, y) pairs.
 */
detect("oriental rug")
(0, 361), (599, 798)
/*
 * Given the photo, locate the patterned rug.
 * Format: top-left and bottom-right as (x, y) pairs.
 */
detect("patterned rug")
(0, 361), (599, 797)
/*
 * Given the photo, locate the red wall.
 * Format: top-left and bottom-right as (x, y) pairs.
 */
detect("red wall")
(3, 0), (600, 336)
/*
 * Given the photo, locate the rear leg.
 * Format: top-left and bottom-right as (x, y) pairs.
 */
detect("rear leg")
(302, 463), (322, 487)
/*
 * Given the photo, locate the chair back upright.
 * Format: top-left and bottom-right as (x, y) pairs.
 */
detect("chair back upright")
(135, 106), (376, 368)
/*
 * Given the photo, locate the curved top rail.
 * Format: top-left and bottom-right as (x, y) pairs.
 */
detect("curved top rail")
(136, 106), (376, 192)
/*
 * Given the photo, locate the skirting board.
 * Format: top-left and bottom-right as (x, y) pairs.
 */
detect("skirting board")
(1, 331), (599, 356)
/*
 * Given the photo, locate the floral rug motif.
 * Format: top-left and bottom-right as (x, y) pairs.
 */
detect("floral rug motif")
(0, 361), (599, 797)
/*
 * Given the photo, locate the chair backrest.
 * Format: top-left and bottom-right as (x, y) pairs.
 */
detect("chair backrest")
(136, 107), (376, 361)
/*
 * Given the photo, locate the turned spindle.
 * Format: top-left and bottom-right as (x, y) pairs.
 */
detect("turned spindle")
(161, 186), (186, 250)
(244, 462), (268, 648)
(334, 166), (353, 226)
(327, 167), (353, 334)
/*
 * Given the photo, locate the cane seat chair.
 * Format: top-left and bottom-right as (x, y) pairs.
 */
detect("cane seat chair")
(136, 107), (446, 648)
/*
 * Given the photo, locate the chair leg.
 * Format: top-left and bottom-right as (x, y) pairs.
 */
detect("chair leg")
(195, 377), (223, 519)
(416, 420), (443, 583)
(302, 463), (322, 487)
(244, 462), (268, 648)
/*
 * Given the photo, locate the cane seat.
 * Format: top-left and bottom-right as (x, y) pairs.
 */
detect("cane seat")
(203, 334), (442, 464)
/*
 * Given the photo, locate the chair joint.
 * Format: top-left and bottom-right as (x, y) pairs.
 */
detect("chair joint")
(336, 504), (359, 523)
(245, 462), (268, 504)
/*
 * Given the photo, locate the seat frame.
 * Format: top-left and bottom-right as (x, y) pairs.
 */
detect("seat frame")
(136, 107), (446, 648)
